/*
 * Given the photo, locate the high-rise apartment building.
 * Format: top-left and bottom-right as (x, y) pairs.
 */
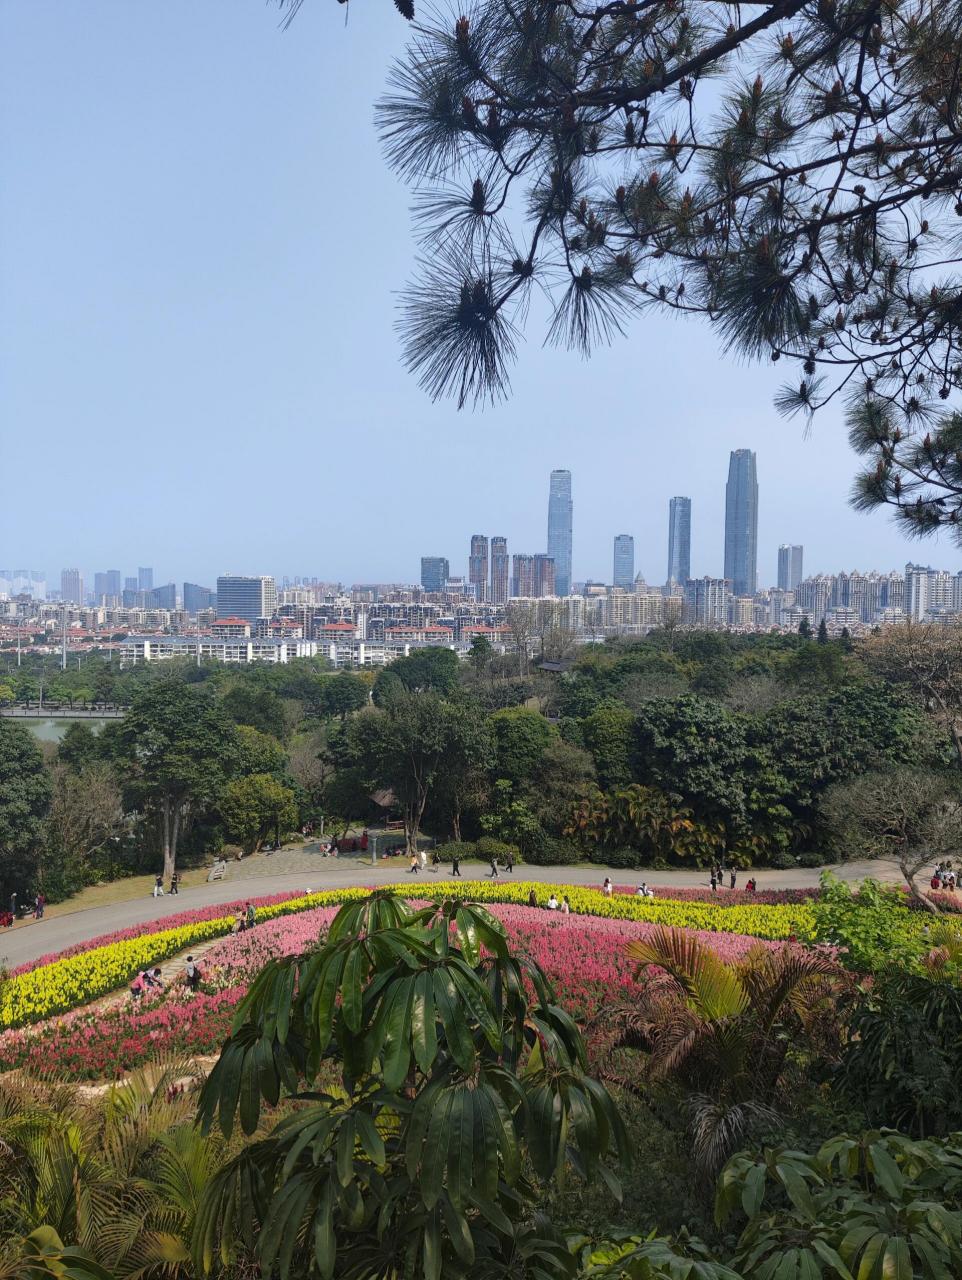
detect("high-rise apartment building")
(138, 567), (154, 591)
(682, 577), (729, 626)
(724, 450), (758, 596)
(105, 570), (122, 599)
(777, 544), (804, 592)
(216, 574), (278, 623)
(667, 497), (691, 585)
(124, 576), (138, 593)
(534, 554), (556, 597)
(511, 554), (536, 597)
(184, 582), (214, 614)
(419, 558), (450, 593)
(469, 535), (489, 602)
(613, 534), (634, 589)
(60, 569), (83, 604)
(93, 572), (109, 603)
(490, 537), (509, 604)
(546, 469), (573, 596)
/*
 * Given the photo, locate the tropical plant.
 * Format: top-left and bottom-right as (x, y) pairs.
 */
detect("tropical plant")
(716, 1130), (962, 1280)
(195, 890), (629, 1280)
(603, 927), (843, 1179)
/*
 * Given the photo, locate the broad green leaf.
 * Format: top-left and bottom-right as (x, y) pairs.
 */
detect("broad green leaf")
(412, 970), (438, 1074)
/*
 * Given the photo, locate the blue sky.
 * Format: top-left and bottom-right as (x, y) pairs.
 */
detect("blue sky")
(2, 1), (956, 591)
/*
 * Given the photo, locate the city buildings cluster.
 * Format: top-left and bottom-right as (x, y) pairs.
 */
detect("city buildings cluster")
(3, 457), (961, 669)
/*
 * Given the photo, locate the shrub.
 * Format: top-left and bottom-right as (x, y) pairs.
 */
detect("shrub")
(531, 837), (581, 866)
(430, 840), (478, 863)
(767, 850), (798, 870)
(590, 846), (642, 869)
(475, 836), (521, 864)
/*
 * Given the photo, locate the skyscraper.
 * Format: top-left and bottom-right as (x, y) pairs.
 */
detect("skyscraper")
(511, 554), (535, 597)
(533, 554), (556, 597)
(149, 583), (177, 610)
(184, 582), (214, 613)
(105, 570), (122, 599)
(216, 574), (277, 622)
(777, 544), (804, 592)
(420, 557), (450, 593)
(667, 497), (692, 585)
(724, 450), (759, 596)
(469, 535), (489, 602)
(93, 572), (109, 603)
(138, 567), (154, 591)
(490, 537), (509, 603)
(546, 469), (573, 596)
(60, 569), (83, 604)
(613, 535), (634, 589)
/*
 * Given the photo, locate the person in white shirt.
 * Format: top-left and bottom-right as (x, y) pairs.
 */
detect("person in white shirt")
(603, 878), (613, 898)
(547, 894), (559, 910)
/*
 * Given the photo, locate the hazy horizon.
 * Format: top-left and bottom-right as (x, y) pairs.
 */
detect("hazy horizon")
(3, 2), (959, 591)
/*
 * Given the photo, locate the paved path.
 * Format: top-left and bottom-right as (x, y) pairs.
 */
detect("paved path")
(0, 855), (897, 972)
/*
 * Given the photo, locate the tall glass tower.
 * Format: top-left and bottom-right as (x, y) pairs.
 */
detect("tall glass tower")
(490, 537), (509, 603)
(777, 544), (803, 591)
(468, 535), (489, 601)
(546, 469), (573, 596)
(724, 450), (759, 596)
(613, 534), (634, 588)
(667, 497), (691, 586)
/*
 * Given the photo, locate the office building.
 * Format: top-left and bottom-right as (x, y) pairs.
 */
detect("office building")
(124, 576), (138, 593)
(149, 583), (177, 610)
(777, 544), (804, 592)
(60, 569), (83, 604)
(105, 570), (122, 598)
(469, 535), (489, 602)
(420, 557), (450, 593)
(667, 497), (692, 585)
(724, 450), (759, 596)
(184, 582), (214, 614)
(216, 574), (278, 623)
(534, 554), (556, 597)
(138, 567), (154, 592)
(490, 536), (509, 604)
(512, 554), (536, 597)
(546, 469), (573, 596)
(613, 534), (634, 589)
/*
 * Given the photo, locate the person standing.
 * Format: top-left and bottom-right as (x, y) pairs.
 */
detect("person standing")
(431, 849), (441, 872)
(185, 956), (201, 993)
(729, 868), (737, 890)
(245, 901), (256, 930)
(560, 895), (571, 915)
(710, 869), (718, 893)
(7, 892), (16, 926)
(528, 889), (538, 908)
(170, 871), (179, 895)
(451, 853), (462, 877)
(602, 877), (613, 898)
(34, 893), (45, 919)
(420, 847), (428, 871)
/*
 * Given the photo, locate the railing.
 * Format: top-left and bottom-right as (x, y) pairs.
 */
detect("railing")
(0, 704), (129, 718)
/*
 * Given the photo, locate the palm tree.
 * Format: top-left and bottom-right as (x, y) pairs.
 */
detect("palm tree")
(596, 928), (843, 1181)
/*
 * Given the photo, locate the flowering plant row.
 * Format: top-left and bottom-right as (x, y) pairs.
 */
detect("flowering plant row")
(0, 902), (795, 1078)
(0, 881), (816, 1031)
(611, 884), (821, 905)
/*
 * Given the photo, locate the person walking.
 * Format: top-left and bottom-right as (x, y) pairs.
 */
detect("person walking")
(153, 874), (164, 898)
(431, 849), (441, 873)
(488, 856), (500, 879)
(245, 902), (256, 930)
(34, 893), (45, 920)
(185, 956), (201, 993)
(420, 847), (428, 871)
(409, 852), (419, 874)
(505, 850), (514, 874)
(7, 891), (17, 926)
(170, 871), (179, 895)
(451, 853), (462, 877)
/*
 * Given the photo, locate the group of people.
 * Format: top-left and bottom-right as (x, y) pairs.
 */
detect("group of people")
(528, 888), (572, 914)
(709, 864), (738, 891)
(153, 872), (180, 897)
(932, 862), (958, 891)
(323, 831), (369, 857)
(230, 902), (257, 933)
(4, 892), (45, 926)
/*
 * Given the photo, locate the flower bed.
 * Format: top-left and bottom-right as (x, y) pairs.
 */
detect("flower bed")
(611, 885), (820, 906)
(0, 901), (794, 1079)
(0, 881), (817, 1032)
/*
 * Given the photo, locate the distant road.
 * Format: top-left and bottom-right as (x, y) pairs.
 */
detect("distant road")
(0, 706), (127, 719)
(0, 858), (897, 972)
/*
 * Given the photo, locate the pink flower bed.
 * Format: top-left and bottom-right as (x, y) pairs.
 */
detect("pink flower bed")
(0, 904), (794, 1079)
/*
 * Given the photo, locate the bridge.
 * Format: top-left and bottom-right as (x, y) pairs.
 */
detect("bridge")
(0, 705), (128, 719)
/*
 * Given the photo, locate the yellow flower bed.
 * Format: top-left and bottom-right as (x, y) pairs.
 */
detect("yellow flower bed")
(0, 882), (814, 1031)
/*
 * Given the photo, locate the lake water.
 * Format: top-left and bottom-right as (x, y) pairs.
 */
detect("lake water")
(19, 717), (111, 743)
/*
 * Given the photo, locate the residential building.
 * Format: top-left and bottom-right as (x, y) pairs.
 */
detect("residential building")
(60, 569), (83, 604)
(512, 554), (536, 597)
(794, 575), (833, 623)
(211, 617), (251, 638)
(105, 570), (122, 599)
(613, 534), (634, 589)
(138, 567), (154, 591)
(683, 577), (729, 626)
(724, 450), (758, 596)
(777, 544), (804, 592)
(420, 557), (450, 593)
(490, 536), (509, 604)
(546, 469), (573, 596)
(468, 535), (489, 602)
(183, 582), (214, 614)
(533, 553), (556, 597)
(118, 636), (317, 666)
(667, 497), (691, 586)
(215, 574), (278, 623)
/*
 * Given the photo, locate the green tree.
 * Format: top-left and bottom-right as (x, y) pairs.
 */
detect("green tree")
(798, 619), (813, 641)
(523, 736), (596, 836)
(220, 682), (288, 741)
(108, 681), (238, 881)
(467, 632), (493, 679)
(862, 621), (962, 767)
(234, 724), (288, 777)
(0, 720), (51, 902)
(580, 701), (636, 790)
(46, 762), (126, 889)
(57, 722), (100, 772)
(319, 671), (369, 720)
(373, 647), (460, 703)
(489, 705), (555, 784)
(196, 891), (627, 1280)
(479, 778), (541, 854)
(221, 773), (298, 855)
(425, 699), (493, 840)
(816, 618), (830, 645)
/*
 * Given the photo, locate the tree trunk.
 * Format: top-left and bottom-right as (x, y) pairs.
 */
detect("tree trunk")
(452, 807), (462, 842)
(166, 805), (181, 883)
(950, 721), (962, 771)
(160, 798), (174, 883)
(902, 860), (940, 914)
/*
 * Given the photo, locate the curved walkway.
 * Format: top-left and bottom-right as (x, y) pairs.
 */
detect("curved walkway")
(0, 856), (896, 972)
